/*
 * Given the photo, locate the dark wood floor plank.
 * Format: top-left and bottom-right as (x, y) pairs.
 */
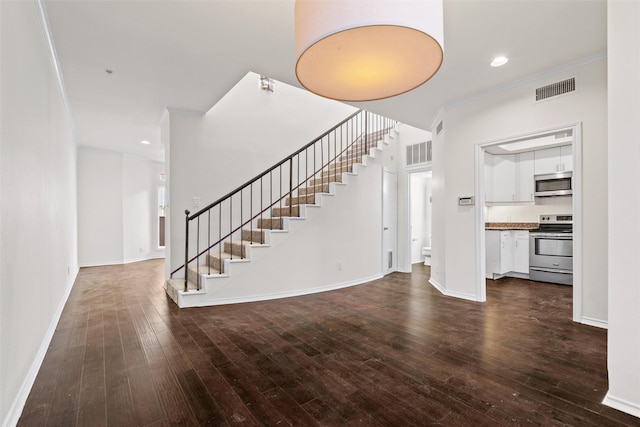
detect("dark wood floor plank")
(76, 309), (106, 427)
(18, 260), (639, 427)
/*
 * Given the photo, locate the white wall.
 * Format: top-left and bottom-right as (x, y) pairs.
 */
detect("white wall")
(77, 148), (123, 265)
(165, 72), (358, 275)
(395, 124), (432, 272)
(432, 58), (608, 319)
(604, 0), (640, 417)
(77, 147), (165, 266)
(0, 1), (78, 425)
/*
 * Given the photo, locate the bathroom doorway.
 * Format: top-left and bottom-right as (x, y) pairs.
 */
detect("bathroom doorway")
(408, 170), (433, 266)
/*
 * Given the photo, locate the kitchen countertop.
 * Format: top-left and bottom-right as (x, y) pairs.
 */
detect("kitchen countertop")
(485, 222), (539, 230)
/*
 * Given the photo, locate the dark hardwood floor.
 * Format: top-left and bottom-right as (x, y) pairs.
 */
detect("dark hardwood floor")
(18, 259), (638, 426)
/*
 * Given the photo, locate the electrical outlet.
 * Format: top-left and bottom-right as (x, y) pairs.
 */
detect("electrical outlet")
(337, 261), (343, 271)
(192, 197), (200, 207)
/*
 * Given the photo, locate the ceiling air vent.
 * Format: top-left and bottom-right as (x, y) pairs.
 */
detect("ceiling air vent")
(406, 141), (432, 166)
(536, 77), (576, 101)
(436, 121), (443, 135)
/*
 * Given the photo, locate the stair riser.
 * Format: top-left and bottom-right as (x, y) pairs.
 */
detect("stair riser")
(330, 158), (359, 168)
(224, 241), (247, 257)
(286, 195), (315, 206)
(257, 218), (283, 229)
(321, 165), (353, 176)
(207, 255), (225, 273)
(242, 229), (265, 243)
(310, 175), (342, 186)
(298, 184), (330, 196)
(272, 206), (299, 218)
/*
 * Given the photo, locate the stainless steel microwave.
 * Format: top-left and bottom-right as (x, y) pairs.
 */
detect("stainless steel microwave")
(534, 171), (572, 197)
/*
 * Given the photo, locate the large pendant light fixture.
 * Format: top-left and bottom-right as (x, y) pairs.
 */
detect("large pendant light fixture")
(294, 0), (444, 102)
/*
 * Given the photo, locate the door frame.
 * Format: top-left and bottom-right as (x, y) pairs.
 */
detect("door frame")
(382, 168), (398, 275)
(474, 122), (583, 321)
(406, 166), (432, 271)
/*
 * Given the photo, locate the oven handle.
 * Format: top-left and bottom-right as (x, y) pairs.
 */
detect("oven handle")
(530, 267), (573, 274)
(530, 234), (573, 240)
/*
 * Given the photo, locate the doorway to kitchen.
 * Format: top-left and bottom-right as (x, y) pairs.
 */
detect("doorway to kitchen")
(408, 169), (433, 268)
(475, 123), (583, 322)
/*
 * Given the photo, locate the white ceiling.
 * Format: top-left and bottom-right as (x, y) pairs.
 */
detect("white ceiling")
(43, 0), (607, 163)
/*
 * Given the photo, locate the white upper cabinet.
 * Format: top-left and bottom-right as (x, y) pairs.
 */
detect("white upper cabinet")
(516, 151), (534, 202)
(534, 145), (573, 174)
(491, 154), (516, 202)
(485, 152), (533, 203)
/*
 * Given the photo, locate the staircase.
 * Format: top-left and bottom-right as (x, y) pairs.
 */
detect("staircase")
(166, 110), (396, 307)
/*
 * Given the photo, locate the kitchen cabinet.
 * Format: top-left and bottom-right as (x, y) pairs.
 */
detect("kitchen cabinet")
(491, 155), (516, 202)
(534, 145), (573, 174)
(486, 230), (529, 278)
(485, 152), (533, 203)
(516, 152), (534, 202)
(512, 230), (530, 274)
(486, 230), (514, 278)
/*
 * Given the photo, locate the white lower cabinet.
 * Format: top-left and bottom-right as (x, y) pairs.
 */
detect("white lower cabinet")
(486, 230), (529, 278)
(512, 230), (530, 274)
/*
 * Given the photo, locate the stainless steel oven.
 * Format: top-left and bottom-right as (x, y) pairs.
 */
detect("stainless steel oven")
(529, 214), (573, 285)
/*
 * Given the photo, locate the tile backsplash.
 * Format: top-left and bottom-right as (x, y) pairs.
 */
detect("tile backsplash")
(485, 197), (572, 223)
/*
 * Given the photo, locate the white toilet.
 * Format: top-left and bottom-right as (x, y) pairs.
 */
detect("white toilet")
(422, 247), (432, 266)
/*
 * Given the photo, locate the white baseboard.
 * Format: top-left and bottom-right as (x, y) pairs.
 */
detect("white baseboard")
(79, 255), (165, 268)
(191, 274), (384, 307)
(603, 392), (640, 418)
(429, 278), (480, 302)
(2, 267), (79, 427)
(580, 316), (608, 329)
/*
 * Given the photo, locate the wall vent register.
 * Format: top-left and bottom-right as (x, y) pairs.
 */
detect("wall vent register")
(406, 141), (432, 166)
(535, 77), (576, 101)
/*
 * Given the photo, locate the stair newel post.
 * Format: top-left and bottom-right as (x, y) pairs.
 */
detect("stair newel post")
(184, 209), (190, 292)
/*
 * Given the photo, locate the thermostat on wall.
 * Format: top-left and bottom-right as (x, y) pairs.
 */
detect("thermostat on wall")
(458, 196), (474, 206)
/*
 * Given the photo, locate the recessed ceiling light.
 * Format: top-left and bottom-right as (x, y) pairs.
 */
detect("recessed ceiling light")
(140, 140), (150, 145)
(491, 56), (508, 67)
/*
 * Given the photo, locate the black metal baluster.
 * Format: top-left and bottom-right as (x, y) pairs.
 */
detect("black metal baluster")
(207, 210), (211, 276)
(240, 188), (243, 259)
(184, 210), (190, 292)
(229, 198), (233, 260)
(289, 157), (293, 207)
(279, 165), (282, 213)
(219, 203), (222, 274)
(196, 217), (200, 290)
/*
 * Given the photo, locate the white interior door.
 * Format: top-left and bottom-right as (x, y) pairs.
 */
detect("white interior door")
(383, 170), (398, 275)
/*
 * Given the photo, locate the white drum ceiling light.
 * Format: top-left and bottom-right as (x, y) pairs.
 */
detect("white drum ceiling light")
(294, 0), (444, 102)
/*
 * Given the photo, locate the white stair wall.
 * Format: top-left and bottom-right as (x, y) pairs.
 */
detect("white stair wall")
(170, 136), (395, 307)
